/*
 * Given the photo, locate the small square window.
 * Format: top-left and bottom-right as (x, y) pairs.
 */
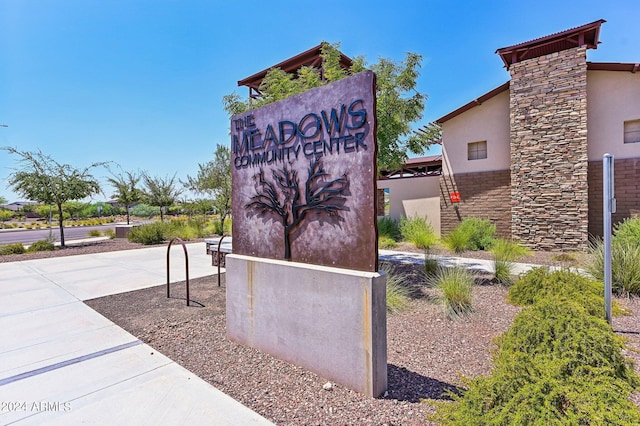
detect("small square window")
(624, 119), (640, 144)
(468, 141), (487, 160)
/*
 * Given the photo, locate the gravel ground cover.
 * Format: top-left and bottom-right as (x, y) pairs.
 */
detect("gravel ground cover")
(5, 238), (640, 424)
(87, 270), (523, 425)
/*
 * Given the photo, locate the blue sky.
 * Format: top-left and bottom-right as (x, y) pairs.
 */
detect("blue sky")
(1, 0), (639, 202)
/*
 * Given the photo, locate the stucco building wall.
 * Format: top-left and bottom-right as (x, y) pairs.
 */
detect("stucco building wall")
(587, 70), (640, 160)
(377, 175), (441, 236)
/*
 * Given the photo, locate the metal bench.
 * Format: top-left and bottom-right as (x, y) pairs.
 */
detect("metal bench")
(205, 236), (232, 287)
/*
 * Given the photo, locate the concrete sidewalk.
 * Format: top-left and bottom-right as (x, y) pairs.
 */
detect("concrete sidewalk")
(0, 242), (274, 425)
(379, 248), (549, 275)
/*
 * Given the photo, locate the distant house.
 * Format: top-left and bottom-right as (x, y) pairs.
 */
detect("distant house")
(433, 19), (640, 250)
(0, 201), (36, 212)
(0, 201), (38, 218)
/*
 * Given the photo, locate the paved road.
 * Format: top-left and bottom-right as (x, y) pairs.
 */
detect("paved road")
(0, 224), (116, 245)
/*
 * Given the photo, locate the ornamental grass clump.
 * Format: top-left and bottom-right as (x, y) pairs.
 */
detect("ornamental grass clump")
(399, 216), (437, 250)
(379, 262), (411, 314)
(491, 238), (530, 285)
(427, 267), (474, 320)
(27, 239), (56, 252)
(432, 290), (640, 425)
(588, 239), (640, 296)
(0, 243), (26, 255)
(378, 216), (400, 241)
(442, 227), (469, 253)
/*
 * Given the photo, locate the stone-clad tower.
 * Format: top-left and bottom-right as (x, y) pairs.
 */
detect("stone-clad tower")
(496, 20), (605, 250)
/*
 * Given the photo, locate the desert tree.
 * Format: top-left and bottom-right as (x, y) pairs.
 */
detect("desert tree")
(2, 147), (104, 247)
(0, 195), (7, 205)
(183, 144), (232, 232)
(141, 172), (183, 222)
(223, 42), (441, 172)
(246, 158), (348, 259)
(107, 170), (142, 224)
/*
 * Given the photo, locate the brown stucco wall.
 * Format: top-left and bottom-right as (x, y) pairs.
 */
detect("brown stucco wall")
(509, 46), (590, 250)
(588, 157), (640, 239)
(440, 170), (511, 237)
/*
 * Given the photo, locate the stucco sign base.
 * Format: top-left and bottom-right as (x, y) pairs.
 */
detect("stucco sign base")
(225, 254), (387, 397)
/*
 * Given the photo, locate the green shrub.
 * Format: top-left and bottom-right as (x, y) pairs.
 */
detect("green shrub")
(27, 240), (56, 252)
(399, 216), (436, 250)
(80, 203), (118, 218)
(443, 217), (496, 253)
(433, 295), (640, 425)
(0, 243), (26, 255)
(378, 217), (400, 240)
(498, 300), (636, 383)
(130, 204), (161, 218)
(53, 211), (71, 221)
(379, 262), (411, 313)
(509, 268), (614, 317)
(104, 229), (116, 239)
(128, 220), (214, 245)
(613, 216), (640, 245)
(378, 235), (397, 249)
(167, 222), (198, 241)
(128, 222), (167, 245)
(0, 209), (13, 223)
(427, 267), (474, 320)
(463, 218), (497, 249)
(211, 219), (225, 236)
(87, 230), (102, 237)
(588, 239), (640, 295)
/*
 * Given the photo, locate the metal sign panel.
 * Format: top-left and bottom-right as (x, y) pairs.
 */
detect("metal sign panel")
(231, 71), (378, 272)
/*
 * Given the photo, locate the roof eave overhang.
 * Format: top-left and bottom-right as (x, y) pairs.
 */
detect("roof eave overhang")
(237, 43), (353, 90)
(496, 19), (606, 69)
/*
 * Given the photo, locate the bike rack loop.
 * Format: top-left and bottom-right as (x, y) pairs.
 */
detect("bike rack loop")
(217, 234), (230, 287)
(167, 237), (190, 306)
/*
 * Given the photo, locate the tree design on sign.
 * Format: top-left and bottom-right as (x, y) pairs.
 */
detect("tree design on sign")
(246, 158), (349, 260)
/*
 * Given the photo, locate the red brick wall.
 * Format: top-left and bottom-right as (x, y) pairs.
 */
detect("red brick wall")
(440, 170), (511, 237)
(588, 157), (640, 239)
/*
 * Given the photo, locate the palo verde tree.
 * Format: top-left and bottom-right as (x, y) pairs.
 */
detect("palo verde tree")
(246, 158), (348, 259)
(107, 170), (142, 224)
(2, 147), (104, 247)
(141, 172), (183, 222)
(223, 42), (441, 172)
(183, 144), (232, 232)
